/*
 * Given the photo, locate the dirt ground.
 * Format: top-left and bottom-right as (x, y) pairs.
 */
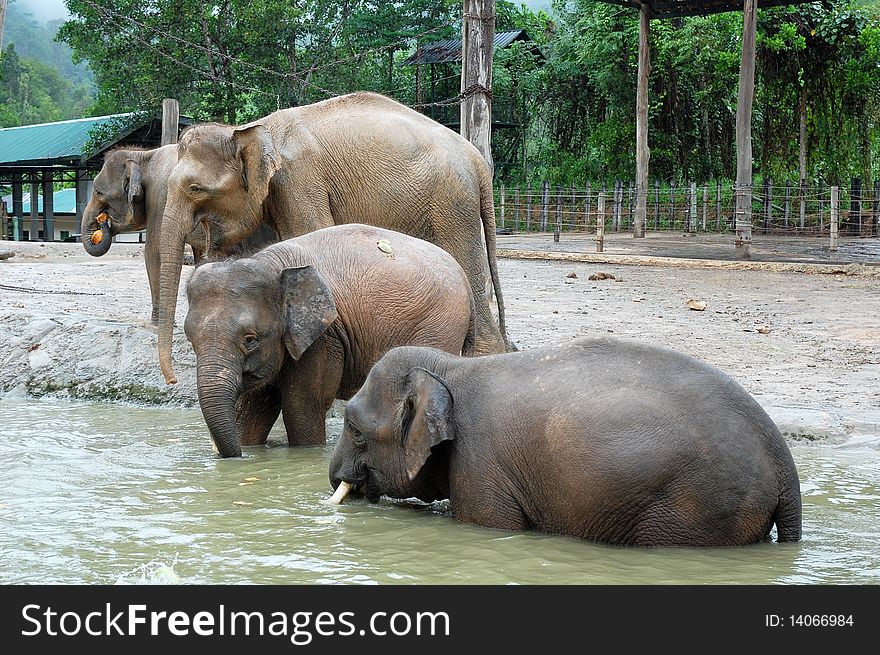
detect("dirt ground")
(1, 237), (878, 444)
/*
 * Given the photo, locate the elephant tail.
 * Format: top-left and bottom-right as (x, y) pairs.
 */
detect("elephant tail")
(478, 166), (511, 350)
(772, 463), (802, 543)
(461, 284), (477, 357)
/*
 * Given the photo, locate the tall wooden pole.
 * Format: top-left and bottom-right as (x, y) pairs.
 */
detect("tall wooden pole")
(734, 0), (757, 257)
(634, 1), (651, 238)
(161, 99), (180, 146)
(461, 0), (495, 173)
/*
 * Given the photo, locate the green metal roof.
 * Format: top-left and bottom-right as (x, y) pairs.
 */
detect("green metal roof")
(2, 188), (79, 214)
(0, 113), (137, 168)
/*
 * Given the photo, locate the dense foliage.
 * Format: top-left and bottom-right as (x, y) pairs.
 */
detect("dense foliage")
(0, 1), (93, 126)
(15, 0), (880, 186)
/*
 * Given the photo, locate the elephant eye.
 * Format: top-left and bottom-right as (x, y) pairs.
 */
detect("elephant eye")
(349, 425), (366, 447)
(242, 334), (259, 351)
(189, 183), (207, 194)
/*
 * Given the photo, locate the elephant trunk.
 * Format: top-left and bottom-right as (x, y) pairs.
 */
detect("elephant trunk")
(197, 359), (243, 458)
(157, 198), (192, 385)
(80, 203), (113, 257)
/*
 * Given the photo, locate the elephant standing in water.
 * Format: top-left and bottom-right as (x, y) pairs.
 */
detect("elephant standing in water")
(328, 337), (802, 547)
(157, 91), (508, 384)
(80, 146), (277, 324)
(184, 224), (475, 457)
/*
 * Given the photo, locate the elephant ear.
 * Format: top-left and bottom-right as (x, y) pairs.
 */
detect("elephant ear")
(125, 159), (143, 204)
(400, 368), (455, 481)
(280, 266), (338, 361)
(232, 124), (281, 200)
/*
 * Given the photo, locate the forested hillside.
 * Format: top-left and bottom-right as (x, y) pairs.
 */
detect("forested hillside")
(0, 0), (94, 126)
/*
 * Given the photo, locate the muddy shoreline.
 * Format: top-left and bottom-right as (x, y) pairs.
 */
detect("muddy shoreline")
(1, 239), (878, 445)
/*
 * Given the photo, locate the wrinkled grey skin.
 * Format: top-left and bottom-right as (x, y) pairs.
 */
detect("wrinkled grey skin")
(185, 224), (475, 458)
(81, 146), (278, 324)
(329, 337), (803, 547)
(158, 91), (508, 384)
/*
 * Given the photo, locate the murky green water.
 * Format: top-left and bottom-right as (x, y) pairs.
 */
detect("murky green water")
(1, 397), (878, 584)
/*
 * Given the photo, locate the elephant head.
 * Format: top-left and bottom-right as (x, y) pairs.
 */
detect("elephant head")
(158, 123), (281, 384)
(81, 149), (147, 256)
(184, 259), (337, 457)
(328, 352), (455, 504)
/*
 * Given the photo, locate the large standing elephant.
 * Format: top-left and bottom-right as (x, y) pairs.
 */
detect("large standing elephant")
(157, 92), (507, 384)
(80, 146), (277, 324)
(328, 337), (803, 547)
(185, 224), (475, 457)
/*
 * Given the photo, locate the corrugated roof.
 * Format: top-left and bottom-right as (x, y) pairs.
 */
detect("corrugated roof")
(2, 188), (79, 214)
(402, 29), (540, 66)
(0, 113), (137, 167)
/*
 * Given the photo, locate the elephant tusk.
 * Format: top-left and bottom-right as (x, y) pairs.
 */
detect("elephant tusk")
(325, 481), (353, 505)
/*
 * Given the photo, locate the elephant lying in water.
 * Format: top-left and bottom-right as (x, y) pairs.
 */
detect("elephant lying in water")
(184, 224), (475, 457)
(328, 337), (802, 547)
(80, 146), (277, 324)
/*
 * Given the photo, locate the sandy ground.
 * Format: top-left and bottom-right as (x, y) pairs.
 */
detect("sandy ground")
(1, 237), (878, 444)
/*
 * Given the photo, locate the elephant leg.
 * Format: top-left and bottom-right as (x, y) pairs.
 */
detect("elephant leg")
(237, 385), (282, 446)
(145, 225), (161, 325)
(451, 246), (507, 356)
(278, 337), (344, 446)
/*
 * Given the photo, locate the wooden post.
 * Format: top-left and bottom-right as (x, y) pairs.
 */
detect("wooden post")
(514, 186), (521, 231)
(627, 181), (634, 231)
(763, 178), (772, 234)
(499, 183), (506, 228)
(42, 172), (54, 241)
(734, 0), (757, 256)
(554, 184), (562, 242)
(634, 1), (650, 238)
(830, 185), (839, 251)
(541, 180), (549, 231)
(613, 181), (622, 232)
(161, 99), (180, 146)
(569, 184), (576, 230)
(784, 179), (791, 229)
(29, 173), (39, 240)
(799, 178), (806, 229)
(526, 184), (532, 231)
(668, 185), (675, 231)
(654, 180), (660, 231)
(701, 184), (708, 231)
(584, 181), (591, 230)
(461, 1), (495, 172)
(11, 172), (23, 240)
(689, 181), (697, 233)
(716, 180), (722, 232)
(818, 181), (825, 231)
(597, 191), (605, 252)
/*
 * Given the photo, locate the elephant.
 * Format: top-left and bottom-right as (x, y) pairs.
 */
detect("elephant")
(328, 337), (803, 547)
(157, 91), (508, 385)
(80, 145), (278, 324)
(184, 224), (475, 458)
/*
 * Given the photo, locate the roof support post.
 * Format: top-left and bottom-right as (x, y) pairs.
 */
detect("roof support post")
(634, 1), (651, 238)
(42, 171), (54, 241)
(29, 172), (39, 241)
(734, 0), (757, 257)
(161, 99), (180, 146)
(461, 0), (495, 174)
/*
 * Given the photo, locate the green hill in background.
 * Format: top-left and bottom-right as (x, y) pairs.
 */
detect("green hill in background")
(1, 0), (95, 127)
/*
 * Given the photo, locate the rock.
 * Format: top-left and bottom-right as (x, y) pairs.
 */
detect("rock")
(0, 250), (15, 261)
(686, 299), (708, 311)
(566, 272), (578, 279)
(587, 272), (615, 281)
(756, 325), (771, 334)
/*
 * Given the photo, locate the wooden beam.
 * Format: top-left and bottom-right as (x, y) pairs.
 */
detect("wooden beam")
(161, 99), (180, 146)
(461, 0), (495, 173)
(634, 2), (651, 238)
(734, 0), (757, 257)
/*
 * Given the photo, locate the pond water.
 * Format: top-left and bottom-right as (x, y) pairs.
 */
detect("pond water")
(1, 397), (878, 584)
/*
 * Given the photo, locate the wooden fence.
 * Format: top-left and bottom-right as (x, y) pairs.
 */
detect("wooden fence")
(494, 180), (880, 237)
